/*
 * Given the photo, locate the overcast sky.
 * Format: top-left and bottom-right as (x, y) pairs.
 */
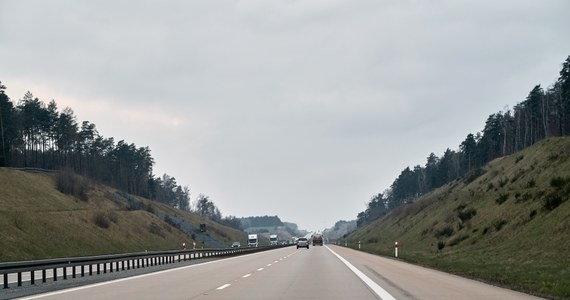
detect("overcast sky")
(1, 0), (569, 231)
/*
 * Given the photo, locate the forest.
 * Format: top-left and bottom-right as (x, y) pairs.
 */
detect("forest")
(357, 55), (570, 227)
(0, 86), (190, 210)
(2, 55), (569, 229)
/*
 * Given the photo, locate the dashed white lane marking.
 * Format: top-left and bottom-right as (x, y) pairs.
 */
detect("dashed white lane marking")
(267, 263), (272, 267)
(19, 249), (295, 300)
(217, 284), (231, 290)
(326, 246), (396, 300)
(242, 274), (251, 278)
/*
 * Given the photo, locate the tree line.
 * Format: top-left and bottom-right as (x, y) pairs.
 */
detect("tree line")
(357, 55), (570, 227)
(0, 86), (190, 210)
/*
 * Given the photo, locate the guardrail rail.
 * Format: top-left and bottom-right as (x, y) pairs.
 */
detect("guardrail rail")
(1, 244), (291, 289)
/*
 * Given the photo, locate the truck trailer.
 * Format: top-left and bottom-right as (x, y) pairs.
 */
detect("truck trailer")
(248, 234), (258, 247)
(269, 234), (278, 245)
(312, 233), (323, 246)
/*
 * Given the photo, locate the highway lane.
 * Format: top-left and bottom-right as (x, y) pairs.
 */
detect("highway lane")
(14, 245), (543, 300)
(16, 246), (378, 300)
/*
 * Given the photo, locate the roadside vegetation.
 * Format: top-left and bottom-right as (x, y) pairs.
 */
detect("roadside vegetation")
(343, 55), (570, 299)
(347, 137), (570, 299)
(0, 168), (246, 262)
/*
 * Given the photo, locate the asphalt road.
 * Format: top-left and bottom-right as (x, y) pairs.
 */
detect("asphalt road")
(13, 245), (543, 300)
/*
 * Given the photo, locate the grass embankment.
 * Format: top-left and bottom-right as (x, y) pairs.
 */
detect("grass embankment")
(0, 168), (246, 262)
(348, 137), (570, 299)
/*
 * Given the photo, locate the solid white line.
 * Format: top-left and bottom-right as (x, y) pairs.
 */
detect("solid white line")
(242, 274), (251, 278)
(326, 246), (396, 300)
(217, 283), (231, 290)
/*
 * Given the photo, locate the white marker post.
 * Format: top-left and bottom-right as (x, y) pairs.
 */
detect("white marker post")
(358, 241), (361, 250)
(394, 241), (398, 258)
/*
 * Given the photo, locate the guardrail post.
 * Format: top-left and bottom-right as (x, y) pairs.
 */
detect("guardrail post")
(81, 265), (85, 277)
(42, 269), (46, 283)
(73, 266), (76, 278)
(63, 267), (67, 280)
(97, 263), (100, 275)
(3, 273), (7, 289)
(89, 264), (93, 276)
(53, 268), (57, 281)
(31, 270), (35, 285)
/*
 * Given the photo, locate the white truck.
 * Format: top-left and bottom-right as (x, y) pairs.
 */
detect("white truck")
(247, 234), (258, 247)
(269, 234), (278, 245)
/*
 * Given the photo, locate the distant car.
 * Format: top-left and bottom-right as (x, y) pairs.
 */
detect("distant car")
(297, 237), (309, 249)
(231, 242), (241, 248)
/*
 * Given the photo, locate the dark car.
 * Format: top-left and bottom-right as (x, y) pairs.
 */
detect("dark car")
(297, 237), (309, 249)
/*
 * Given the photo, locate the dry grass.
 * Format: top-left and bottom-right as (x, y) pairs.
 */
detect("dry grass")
(348, 137), (570, 299)
(0, 168), (246, 262)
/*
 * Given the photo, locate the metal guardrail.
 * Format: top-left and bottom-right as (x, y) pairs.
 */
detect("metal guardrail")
(1, 245), (290, 289)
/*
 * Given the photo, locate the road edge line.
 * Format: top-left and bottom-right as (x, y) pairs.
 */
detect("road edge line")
(326, 246), (396, 300)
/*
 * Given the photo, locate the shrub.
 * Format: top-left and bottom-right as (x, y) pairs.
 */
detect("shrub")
(499, 177), (509, 188)
(494, 219), (508, 231)
(164, 215), (181, 229)
(527, 179), (536, 188)
(457, 208), (477, 222)
(529, 210), (537, 219)
(495, 193), (509, 205)
(437, 240), (445, 250)
(515, 155), (524, 163)
(455, 204), (467, 211)
(464, 168), (486, 184)
(94, 212), (110, 229)
(367, 237), (378, 243)
(127, 198), (144, 211)
(550, 177), (569, 189)
(434, 226), (454, 238)
(543, 193), (565, 211)
(548, 153), (559, 161)
(56, 168), (90, 201)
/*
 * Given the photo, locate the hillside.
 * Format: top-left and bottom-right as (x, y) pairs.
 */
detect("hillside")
(0, 168), (247, 262)
(347, 137), (570, 299)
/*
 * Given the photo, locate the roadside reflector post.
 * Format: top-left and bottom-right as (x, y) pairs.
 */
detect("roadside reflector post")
(358, 241), (361, 250)
(395, 241), (399, 258)
(345, 241), (347, 247)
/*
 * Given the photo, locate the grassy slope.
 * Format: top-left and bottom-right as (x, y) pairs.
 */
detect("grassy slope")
(348, 137), (570, 299)
(0, 168), (247, 262)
